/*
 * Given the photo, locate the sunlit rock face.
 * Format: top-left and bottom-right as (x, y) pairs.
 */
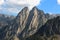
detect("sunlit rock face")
(0, 7), (47, 40)
(28, 7), (46, 35)
(15, 7), (29, 34)
(14, 7), (47, 40)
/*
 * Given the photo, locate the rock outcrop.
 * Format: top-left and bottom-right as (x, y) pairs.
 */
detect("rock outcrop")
(13, 7), (47, 40)
(0, 7), (60, 40)
(26, 16), (60, 40)
(0, 7), (47, 40)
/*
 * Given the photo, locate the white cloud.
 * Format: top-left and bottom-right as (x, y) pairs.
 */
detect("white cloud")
(0, 0), (4, 5)
(48, 12), (53, 15)
(0, 0), (41, 14)
(7, 8), (20, 13)
(6, 0), (41, 10)
(57, 0), (60, 5)
(0, 7), (2, 10)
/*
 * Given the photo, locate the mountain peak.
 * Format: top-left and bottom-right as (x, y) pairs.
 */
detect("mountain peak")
(33, 6), (37, 9)
(16, 7), (29, 18)
(32, 6), (38, 11)
(23, 7), (28, 10)
(31, 6), (43, 13)
(20, 7), (29, 12)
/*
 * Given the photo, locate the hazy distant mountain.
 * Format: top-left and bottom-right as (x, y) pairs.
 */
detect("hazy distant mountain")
(0, 14), (15, 28)
(45, 13), (60, 19)
(0, 14), (15, 40)
(0, 7), (60, 40)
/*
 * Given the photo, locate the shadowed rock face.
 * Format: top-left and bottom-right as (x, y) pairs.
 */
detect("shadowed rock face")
(0, 14), (15, 40)
(14, 7), (47, 40)
(0, 7), (60, 40)
(0, 7), (47, 40)
(26, 16), (60, 40)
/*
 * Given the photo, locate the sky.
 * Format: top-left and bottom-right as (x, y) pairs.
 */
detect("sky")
(0, 0), (60, 16)
(37, 0), (60, 14)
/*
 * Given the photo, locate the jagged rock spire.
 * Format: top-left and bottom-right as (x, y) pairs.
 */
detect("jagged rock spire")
(15, 7), (47, 39)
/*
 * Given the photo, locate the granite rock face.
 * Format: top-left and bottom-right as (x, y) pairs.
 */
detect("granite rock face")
(1, 7), (60, 40)
(0, 7), (47, 40)
(14, 7), (47, 39)
(26, 16), (60, 40)
(13, 7), (47, 39)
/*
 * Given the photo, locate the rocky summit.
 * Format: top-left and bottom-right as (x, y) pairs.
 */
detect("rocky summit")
(0, 7), (60, 40)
